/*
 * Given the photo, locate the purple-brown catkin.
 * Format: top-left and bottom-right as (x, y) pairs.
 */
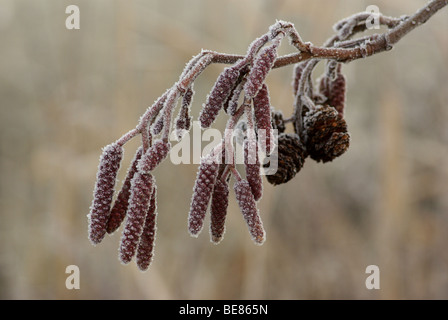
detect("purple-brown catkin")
(119, 172), (154, 264)
(152, 114), (165, 136)
(188, 155), (219, 236)
(244, 139), (263, 201)
(244, 41), (278, 98)
(253, 83), (273, 154)
(199, 66), (240, 128)
(328, 71), (346, 117)
(136, 185), (158, 271)
(292, 61), (308, 95)
(234, 179), (265, 245)
(318, 76), (330, 100)
(88, 143), (123, 245)
(209, 179), (229, 244)
(224, 81), (244, 116)
(137, 140), (171, 173)
(106, 146), (143, 234)
(175, 86), (194, 139)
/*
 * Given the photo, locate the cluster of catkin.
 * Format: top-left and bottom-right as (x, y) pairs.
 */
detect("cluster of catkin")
(187, 29), (288, 246)
(87, 20), (353, 270)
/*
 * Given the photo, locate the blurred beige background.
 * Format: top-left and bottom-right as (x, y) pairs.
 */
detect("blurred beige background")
(1, 0), (447, 299)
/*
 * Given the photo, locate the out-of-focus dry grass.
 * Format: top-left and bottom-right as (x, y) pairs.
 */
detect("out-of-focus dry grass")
(1, 0), (447, 299)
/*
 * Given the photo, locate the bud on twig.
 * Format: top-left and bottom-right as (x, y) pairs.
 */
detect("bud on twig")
(175, 86), (194, 140)
(88, 143), (123, 245)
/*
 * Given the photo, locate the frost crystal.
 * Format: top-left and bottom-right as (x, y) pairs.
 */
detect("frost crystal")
(88, 143), (123, 245)
(199, 66), (241, 128)
(137, 140), (171, 173)
(136, 184), (158, 271)
(234, 179), (265, 245)
(244, 41), (279, 98)
(188, 155), (219, 236)
(106, 146), (143, 234)
(119, 173), (154, 264)
(209, 179), (229, 244)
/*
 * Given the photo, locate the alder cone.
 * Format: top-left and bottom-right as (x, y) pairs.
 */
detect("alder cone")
(271, 110), (286, 134)
(303, 105), (350, 163)
(263, 133), (307, 186)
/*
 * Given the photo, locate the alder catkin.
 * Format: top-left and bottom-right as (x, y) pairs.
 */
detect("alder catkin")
(200, 66), (241, 128)
(188, 155), (219, 236)
(245, 41), (279, 98)
(88, 143), (123, 245)
(137, 140), (171, 173)
(119, 173), (154, 264)
(328, 72), (346, 117)
(209, 179), (229, 244)
(244, 139), (263, 201)
(106, 146), (143, 234)
(234, 179), (265, 245)
(136, 185), (158, 271)
(253, 83), (273, 154)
